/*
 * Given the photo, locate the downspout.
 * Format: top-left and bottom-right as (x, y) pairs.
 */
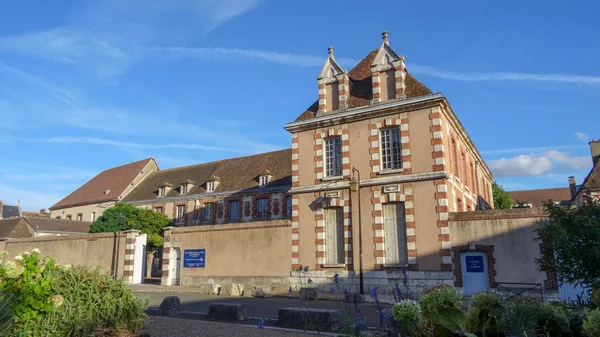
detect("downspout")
(475, 160), (481, 210)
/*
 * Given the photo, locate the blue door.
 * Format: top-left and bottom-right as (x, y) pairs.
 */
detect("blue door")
(461, 252), (490, 296)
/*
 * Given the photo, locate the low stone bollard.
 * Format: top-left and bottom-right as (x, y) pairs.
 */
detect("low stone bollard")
(278, 307), (341, 331)
(299, 287), (317, 300)
(158, 296), (181, 317)
(208, 303), (247, 321)
(251, 285), (271, 298)
(222, 283), (245, 296)
(197, 283), (221, 295)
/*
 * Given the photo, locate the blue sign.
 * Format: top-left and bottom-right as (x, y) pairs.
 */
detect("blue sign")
(465, 256), (484, 273)
(184, 249), (205, 268)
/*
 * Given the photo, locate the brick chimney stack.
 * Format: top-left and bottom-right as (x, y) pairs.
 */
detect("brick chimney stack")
(569, 176), (577, 199)
(590, 139), (600, 166)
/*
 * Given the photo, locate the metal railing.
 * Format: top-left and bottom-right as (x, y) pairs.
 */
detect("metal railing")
(495, 282), (544, 301)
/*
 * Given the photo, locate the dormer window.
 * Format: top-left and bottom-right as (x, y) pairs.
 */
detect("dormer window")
(158, 186), (166, 197)
(259, 175), (270, 187)
(207, 181), (215, 193)
(180, 183), (188, 194)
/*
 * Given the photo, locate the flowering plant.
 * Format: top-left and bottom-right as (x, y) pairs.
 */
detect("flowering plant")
(0, 249), (58, 327)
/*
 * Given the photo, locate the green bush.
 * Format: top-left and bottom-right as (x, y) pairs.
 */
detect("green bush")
(0, 250), (148, 336)
(583, 309), (600, 337)
(392, 299), (421, 336)
(465, 291), (504, 336)
(419, 284), (463, 334)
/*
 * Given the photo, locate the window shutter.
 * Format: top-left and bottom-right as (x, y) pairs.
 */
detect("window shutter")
(336, 208), (344, 264)
(384, 204), (399, 264)
(325, 209), (337, 264)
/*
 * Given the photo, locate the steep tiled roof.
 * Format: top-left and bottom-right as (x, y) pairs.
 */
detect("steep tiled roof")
(508, 187), (572, 208)
(580, 162), (600, 191)
(295, 49), (433, 121)
(123, 149), (292, 202)
(0, 218), (32, 238)
(23, 217), (90, 233)
(50, 158), (154, 210)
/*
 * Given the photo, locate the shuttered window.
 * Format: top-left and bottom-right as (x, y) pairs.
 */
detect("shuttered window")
(383, 203), (408, 265)
(325, 208), (344, 264)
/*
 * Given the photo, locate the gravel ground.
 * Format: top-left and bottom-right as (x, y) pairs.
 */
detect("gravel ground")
(143, 316), (326, 337)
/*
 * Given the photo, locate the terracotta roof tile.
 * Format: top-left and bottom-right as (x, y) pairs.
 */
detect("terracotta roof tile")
(295, 49), (433, 121)
(50, 158), (154, 210)
(581, 162), (600, 191)
(508, 187), (571, 208)
(123, 149), (292, 202)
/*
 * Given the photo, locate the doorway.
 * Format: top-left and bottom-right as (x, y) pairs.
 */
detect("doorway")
(461, 251), (490, 296)
(170, 248), (181, 286)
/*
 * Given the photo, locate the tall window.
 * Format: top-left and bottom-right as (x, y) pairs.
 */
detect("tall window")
(259, 175), (270, 186)
(229, 201), (240, 222)
(383, 203), (408, 265)
(180, 184), (188, 194)
(90, 212), (96, 222)
(380, 128), (402, 170)
(286, 196), (292, 218)
(451, 139), (459, 176)
(76, 214), (83, 221)
(176, 205), (186, 224)
(325, 208), (344, 264)
(158, 187), (166, 197)
(203, 203), (214, 223)
(257, 198), (269, 219)
(206, 181), (215, 192)
(325, 137), (342, 177)
(470, 161), (475, 189)
(461, 152), (467, 183)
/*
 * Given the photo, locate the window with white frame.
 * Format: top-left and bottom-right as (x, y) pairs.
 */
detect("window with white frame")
(176, 205), (186, 224)
(91, 212), (96, 222)
(206, 181), (215, 192)
(380, 128), (402, 170)
(257, 198), (268, 219)
(158, 186), (166, 197)
(325, 207), (344, 264)
(259, 175), (270, 186)
(180, 183), (188, 194)
(229, 200), (240, 222)
(286, 195), (292, 218)
(383, 203), (408, 265)
(77, 214), (83, 221)
(324, 137), (342, 177)
(154, 207), (163, 214)
(203, 203), (214, 222)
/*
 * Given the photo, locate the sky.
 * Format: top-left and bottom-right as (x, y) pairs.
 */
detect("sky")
(1, 0), (599, 211)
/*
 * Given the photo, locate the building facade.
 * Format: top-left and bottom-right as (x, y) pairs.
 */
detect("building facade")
(284, 32), (494, 280)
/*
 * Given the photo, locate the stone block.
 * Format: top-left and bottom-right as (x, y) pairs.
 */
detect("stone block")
(208, 303), (246, 321)
(278, 307), (341, 331)
(300, 287), (317, 300)
(197, 284), (220, 295)
(251, 286), (271, 298)
(222, 283), (244, 296)
(158, 296), (181, 317)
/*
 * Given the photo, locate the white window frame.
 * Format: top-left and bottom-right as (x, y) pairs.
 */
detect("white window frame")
(257, 198), (269, 219)
(206, 181), (215, 192)
(259, 175), (270, 186)
(383, 203), (408, 265)
(154, 207), (163, 214)
(158, 186), (166, 197)
(90, 212), (96, 222)
(176, 205), (186, 224)
(324, 137), (342, 177)
(380, 127), (402, 171)
(325, 207), (344, 265)
(229, 200), (240, 222)
(180, 183), (188, 194)
(203, 203), (214, 223)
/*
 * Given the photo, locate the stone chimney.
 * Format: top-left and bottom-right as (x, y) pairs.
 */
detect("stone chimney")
(317, 46), (349, 115)
(569, 176), (577, 199)
(370, 31), (406, 103)
(590, 139), (600, 166)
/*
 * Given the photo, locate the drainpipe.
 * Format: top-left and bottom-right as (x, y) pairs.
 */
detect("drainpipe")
(351, 167), (364, 295)
(475, 160), (481, 210)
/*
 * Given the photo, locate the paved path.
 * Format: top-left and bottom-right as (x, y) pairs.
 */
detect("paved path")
(136, 290), (391, 328)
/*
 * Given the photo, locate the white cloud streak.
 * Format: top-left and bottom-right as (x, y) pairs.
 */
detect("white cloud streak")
(575, 132), (589, 141)
(488, 150), (590, 177)
(481, 144), (588, 155)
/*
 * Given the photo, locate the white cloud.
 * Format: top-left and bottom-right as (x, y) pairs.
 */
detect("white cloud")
(481, 144), (588, 155)
(575, 132), (589, 141)
(488, 151), (591, 177)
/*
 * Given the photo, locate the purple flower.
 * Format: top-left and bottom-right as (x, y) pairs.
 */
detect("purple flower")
(344, 288), (349, 295)
(257, 318), (265, 329)
(303, 266), (309, 272)
(308, 278), (313, 284)
(355, 308), (366, 329)
(329, 286), (335, 293)
(334, 273), (340, 284)
(288, 287), (293, 294)
(369, 286), (378, 298)
(297, 264), (303, 272)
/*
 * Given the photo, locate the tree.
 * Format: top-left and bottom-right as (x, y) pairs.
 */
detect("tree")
(90, 203), (171, 278)
(492, 181), (513, 209)
(535, 199), (600, 289)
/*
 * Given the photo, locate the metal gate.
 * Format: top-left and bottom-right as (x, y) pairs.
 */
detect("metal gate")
(461, 251), (490, 296)
(132, 234), (147, 284)
(559, 281), (590, 304)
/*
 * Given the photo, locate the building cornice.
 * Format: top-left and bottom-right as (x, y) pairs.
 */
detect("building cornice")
(284, 93), (444, 133)
(290, 171), (449, 194)
(125, 185), (292, 205)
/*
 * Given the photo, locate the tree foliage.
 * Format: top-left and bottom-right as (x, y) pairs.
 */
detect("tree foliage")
(492, 182), (513, 209)
(90, 203), (170, 252)
(535, 199), (600, 288)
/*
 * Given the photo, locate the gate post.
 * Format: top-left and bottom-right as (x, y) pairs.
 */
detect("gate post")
(161, 227), (175, 286)
(123, 229), (141, 284)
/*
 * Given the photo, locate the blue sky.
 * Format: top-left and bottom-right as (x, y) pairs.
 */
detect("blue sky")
(1, 0), (599, 211)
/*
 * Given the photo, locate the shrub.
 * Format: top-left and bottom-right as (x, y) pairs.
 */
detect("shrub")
(419, 284), (463, 323)
(583, 309), (600, 337)
(465, 291), (504, 336)
(502, 302), (538, 337)
(502, 298), (572, 336)
(392, 299), (421, 336)
(0, 250), (148, 336)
